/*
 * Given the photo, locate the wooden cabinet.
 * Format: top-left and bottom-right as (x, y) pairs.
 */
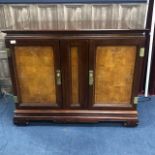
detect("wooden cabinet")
(5, 31), (145, 126)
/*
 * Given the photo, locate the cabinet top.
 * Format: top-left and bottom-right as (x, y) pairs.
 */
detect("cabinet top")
(4, 30), (146, 47)
(3, 29), (149, 35)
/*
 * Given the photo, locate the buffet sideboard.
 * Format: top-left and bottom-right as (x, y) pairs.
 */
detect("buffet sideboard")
(4, 30), (146, 126)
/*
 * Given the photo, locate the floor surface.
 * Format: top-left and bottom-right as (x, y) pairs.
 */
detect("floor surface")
(0, 96), (155, 155)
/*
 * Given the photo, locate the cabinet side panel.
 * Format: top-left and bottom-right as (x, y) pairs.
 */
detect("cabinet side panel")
(15, 46), (56, 104)
(95, 46), (136, 104)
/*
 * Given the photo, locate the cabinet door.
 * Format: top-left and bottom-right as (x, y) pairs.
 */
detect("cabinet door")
(60, 40), (89, 108)
(89, 38), (145, 109)
(9, 39), (62, 108)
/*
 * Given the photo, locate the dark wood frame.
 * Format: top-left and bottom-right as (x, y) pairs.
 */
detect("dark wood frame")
(6, 38), (63, 109)
(60, 40), (89, 109)
(4, 31), (146, 126)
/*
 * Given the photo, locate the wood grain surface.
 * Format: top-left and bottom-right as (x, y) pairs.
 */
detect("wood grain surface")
(15, 46), (56, 104)
(95, 46), (136, 104)
(71, 47), (79, 105)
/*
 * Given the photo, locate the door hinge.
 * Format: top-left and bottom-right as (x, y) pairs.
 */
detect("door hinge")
(134, 96), (139, 105)
(13, 96), (18, 103)
(139, 48), (145, 57)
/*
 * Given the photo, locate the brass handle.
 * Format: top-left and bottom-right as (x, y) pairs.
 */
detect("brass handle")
(56, 70), (61, 85)
(89, 70), (94, 86)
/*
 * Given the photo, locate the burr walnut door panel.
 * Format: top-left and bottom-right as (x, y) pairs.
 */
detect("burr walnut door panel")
(89, 38), (144, 109)
(11, 39), (62, 108)
(60, 40), (89, 108)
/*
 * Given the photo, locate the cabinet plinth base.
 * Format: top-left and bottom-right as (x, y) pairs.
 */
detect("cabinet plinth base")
(14, 109), (138, 127)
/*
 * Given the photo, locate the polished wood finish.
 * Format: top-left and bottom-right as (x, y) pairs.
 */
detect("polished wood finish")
(5, 30), (146, 126)
(94, 46), (136, 105)
(3, 29), (149, 35)
(15, 46), (56, 104)
(14, 109), (138, 127)
(7, 38), (62, 108)
(60, 40), (89, 108)
(71, 47), (79, 105)
(89, 38), (145, 109)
